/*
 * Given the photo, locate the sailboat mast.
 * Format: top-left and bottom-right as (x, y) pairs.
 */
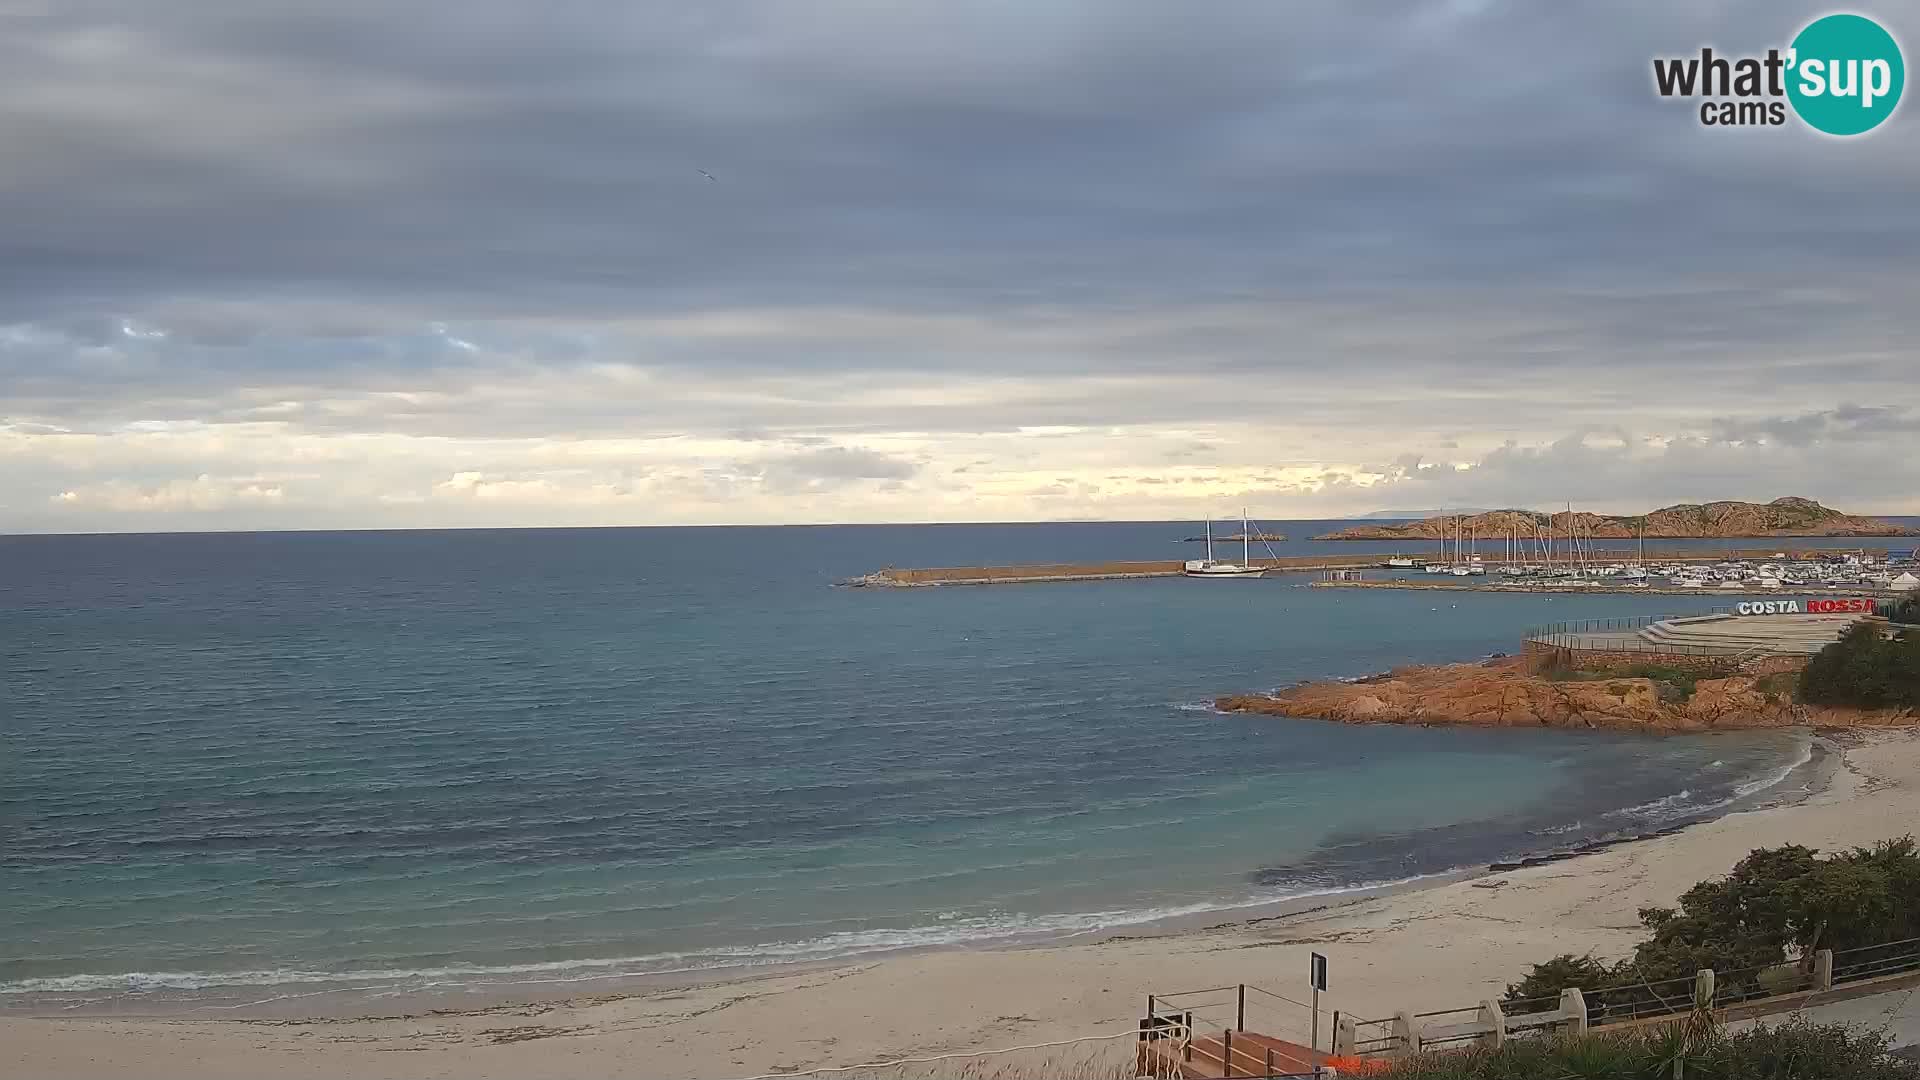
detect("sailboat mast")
(1241, 508), (1250, 568)
(1206, 515), (1214, 563)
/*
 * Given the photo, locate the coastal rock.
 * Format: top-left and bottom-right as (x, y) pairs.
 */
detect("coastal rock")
(1799, 704), (1920, 729)
(1215, 656), (1914, 733)
(1311, 496), (1918, 541)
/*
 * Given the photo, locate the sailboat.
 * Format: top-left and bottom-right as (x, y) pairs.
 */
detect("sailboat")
(1184, 509), (1268, 578)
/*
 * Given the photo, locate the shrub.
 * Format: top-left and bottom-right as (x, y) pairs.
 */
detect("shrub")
(1542, 662), (1699, 702)
(1710, 1018), (1920, 1079)
(1501, 839), (1920, 1007)
(1503, 954), (1612, 1006)
(1755, 671), (1797, 702)
(1890, 593), (1920, 624)
(1368, 1020), (1920, 1079)
(1798, 623), (1920, 709)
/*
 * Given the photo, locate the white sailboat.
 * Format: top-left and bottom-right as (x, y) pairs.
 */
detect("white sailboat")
(1184, 509), (1268, 578)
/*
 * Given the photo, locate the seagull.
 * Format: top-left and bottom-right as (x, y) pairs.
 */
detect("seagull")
(698, 169), (718, 183)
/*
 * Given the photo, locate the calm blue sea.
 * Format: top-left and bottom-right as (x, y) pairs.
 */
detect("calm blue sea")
(3, 521), (1904, 1011)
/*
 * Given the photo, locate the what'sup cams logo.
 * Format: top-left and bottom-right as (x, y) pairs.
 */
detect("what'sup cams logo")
(1653, 12), (1904, 134)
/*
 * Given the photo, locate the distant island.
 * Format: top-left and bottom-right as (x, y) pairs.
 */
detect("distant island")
(1358, 507), (1494, 520)
(1313, 497), (1917, 540)
(1181, 532), (1288, 542)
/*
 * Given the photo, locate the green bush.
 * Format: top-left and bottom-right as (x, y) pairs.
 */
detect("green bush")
(1755, 671), (1797, 702)
(1543, 663), (1700, 703)
(1371, 1020), (1920, 1079)
(1798, 623), (1920, 709)
(1502, 839), (1920, 1011)
(1889, 594), (1920, 624)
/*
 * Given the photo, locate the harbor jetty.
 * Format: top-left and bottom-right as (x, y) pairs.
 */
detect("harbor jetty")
(841, 555), (1377, 587)
(841, 547), (1885, 587)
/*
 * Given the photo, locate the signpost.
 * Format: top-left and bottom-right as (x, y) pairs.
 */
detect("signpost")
(1310, 952), (1328, 1052)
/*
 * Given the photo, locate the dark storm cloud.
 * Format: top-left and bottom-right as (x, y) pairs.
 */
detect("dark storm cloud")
(3, 1), (1913, 334)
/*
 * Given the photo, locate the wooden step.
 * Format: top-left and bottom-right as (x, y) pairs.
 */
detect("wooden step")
(1138, 1029), (1326, 1078)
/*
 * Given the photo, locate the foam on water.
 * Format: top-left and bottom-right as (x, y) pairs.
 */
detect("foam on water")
(0, 872), (1459, 999)
(0, 524), (1840, 1010)
(1601, 739), (1815, 825)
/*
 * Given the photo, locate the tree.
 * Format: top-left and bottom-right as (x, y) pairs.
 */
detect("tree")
(1797, 623), (1920, 709)
(1501, 839), (1920, 1005)
(1502, 954), (1614, 1006)
(1627, 845), (1819, 982)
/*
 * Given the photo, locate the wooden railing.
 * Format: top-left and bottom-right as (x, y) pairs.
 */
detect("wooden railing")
(1330, 938), (1920, 1064)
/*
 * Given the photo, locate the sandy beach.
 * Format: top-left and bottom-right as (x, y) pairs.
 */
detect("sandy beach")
(7, 729), (1918, 1080)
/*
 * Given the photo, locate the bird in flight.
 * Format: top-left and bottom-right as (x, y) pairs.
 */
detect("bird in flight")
(698, 170), (718, 183)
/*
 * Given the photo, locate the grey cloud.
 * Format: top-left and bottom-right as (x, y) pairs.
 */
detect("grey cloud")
(766, 447), (918, 480)
(1709, 405), (1920, 447)
(4, 1), (1915, 330)
(738, 446), (921, 494)
(2, 2), (1919, 528)
(1336, 424), (1920, 516)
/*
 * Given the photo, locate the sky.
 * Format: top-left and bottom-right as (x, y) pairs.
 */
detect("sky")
(3, 1), (1918, 533)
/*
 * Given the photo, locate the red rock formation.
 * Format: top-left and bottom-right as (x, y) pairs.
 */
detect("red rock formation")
(1215, 656), (1920, 732)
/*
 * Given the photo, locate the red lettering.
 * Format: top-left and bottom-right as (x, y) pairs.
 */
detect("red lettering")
(1812, 598), (1873, 613)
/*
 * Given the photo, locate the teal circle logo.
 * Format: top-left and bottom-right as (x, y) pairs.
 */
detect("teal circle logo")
(1787, 14), (1904, 135)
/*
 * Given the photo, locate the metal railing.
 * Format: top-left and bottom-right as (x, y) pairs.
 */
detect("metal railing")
(1833, 935), (1920, 983)
(1521, 615), (1759, 660)
(1497, 991), (1567, 1020)
(1144, 982), (1338, 1077)
(1526, 616), (1670, 637)
(1526, 638), (1750, 662)
(1345, 1015), (1400, 1057)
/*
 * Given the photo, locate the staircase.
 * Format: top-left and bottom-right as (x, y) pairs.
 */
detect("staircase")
(1634, 613), (1870, 656)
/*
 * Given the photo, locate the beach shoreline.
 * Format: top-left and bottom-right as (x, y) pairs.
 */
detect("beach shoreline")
(1, 732), (1831, 1023)
(8, 728), (1913, 1080)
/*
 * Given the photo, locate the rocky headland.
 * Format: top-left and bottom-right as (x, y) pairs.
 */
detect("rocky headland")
(1215, 655), (1920, 733)
(1312, 496), (1917, 541)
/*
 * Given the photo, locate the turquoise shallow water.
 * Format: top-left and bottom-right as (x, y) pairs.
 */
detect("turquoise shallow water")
(2, 522), (1884, 1009)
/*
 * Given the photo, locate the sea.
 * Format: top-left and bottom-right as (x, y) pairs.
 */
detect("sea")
(3, 521), (1907, 1014)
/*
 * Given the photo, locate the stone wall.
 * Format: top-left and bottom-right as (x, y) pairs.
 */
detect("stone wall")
(1521, 641), (1736, 676)
(1520, 640), (1810, 678)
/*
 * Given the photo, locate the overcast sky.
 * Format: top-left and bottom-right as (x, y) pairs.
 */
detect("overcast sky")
(3, 1), (1917, 532)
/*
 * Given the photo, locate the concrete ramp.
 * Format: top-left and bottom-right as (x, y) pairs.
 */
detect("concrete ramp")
(1634, 613), (1871, 656)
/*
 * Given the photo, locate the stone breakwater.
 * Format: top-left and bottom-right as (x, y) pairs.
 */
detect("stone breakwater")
(1215, 656), (1920, 733)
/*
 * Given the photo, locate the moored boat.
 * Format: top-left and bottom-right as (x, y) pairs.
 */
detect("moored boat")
(1185, 509), (1268, 578)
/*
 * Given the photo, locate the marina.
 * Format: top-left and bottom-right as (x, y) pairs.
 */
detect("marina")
(845, 547), (1920, 590)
